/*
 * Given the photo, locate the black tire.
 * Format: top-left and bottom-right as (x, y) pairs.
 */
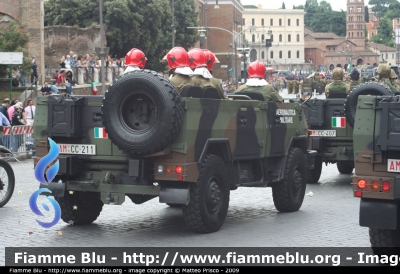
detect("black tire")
(336, 161), (354, 174)
(182, 154), (230, 233)
(55, 191), (103, 225)
(102, 70), (184, 156)
(307, 156), (323, 184)
(369, 228), (400, 258)
(272, 147), (307, 212)
(344, 82), (393, 128)
(0, 160), (15, 207)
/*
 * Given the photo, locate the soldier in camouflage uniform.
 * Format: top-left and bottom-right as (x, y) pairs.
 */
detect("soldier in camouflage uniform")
(312, 70), (320, 94)
(293, 77), (299, 94)
(286, 74), (294, 94)
(235, 61), (283, 102)
(377, 64), (398, 94)
(325, 67), (350, 98)
(203, 49), (225, 99)
(349, 68), (360, 92)
(319, 74), (326, 94)
(165, 47), (194, 93)
(188, 48), (214, 89)
(389, 69), (399, 94)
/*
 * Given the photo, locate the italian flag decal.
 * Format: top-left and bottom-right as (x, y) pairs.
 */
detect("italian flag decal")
(94, 127), (108, 138)
(332, 117), (346, 128)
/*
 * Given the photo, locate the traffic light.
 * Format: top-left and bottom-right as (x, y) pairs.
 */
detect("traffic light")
(265, 39), (272, 48)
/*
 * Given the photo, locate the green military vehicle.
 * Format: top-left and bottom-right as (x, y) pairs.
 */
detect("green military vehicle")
(351, 83), (400, 255)
(303, 82), (393, 184)
(34, 69), (316, 233)
(302, 94), (354, 183)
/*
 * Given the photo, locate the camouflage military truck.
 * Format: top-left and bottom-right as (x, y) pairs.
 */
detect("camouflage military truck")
(34, 69), (316, 233)
(303, 82), (393, 184)
(351, 84), (400, 255)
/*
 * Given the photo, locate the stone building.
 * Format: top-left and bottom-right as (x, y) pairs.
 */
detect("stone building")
(304, 0), (379, 71)
(242, 5), (309, 72)
(0, 0), (45, 84)
(193, 0), (243, 82)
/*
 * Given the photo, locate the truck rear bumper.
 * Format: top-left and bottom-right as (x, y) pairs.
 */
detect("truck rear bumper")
(360, 198), (398, 229)
(39, 181), (161, 197)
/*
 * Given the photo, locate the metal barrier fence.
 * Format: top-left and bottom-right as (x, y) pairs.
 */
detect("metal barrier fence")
(46, 67), (125, 85)
(1, 125), (35, 161)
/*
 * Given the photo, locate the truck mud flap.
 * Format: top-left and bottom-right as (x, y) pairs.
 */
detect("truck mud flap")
(159, 183), (190, 205)
(39, 182), (66, 197)
(360, 198), (397, 229)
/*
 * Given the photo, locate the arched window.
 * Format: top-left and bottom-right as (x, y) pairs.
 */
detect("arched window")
(270, 35), (274, 42)
(297, 34), (300, 42)
(288, 34), (291, 42)
(270, 51), (273, 59)
(279, 34), (282, 42)
(288, 51), (291, 58)
(261, 51), (265, 59)
(297, 51), (300, 58)
(261, 34), (265, 41)
(279, 51), (282, 59)
(252, 34), (255, 42)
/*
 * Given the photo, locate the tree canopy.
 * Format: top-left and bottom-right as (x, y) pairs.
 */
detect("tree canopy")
(303, 0), (346, 37)
(44, 0), (199, 72)
(368, 0), (397, 19)
(0, 21), (31, 77)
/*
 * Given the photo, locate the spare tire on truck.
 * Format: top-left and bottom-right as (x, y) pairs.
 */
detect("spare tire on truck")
(344, 82), (393, 128)
(102, 70), (184, 156)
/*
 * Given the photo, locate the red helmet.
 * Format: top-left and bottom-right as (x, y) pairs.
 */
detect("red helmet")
(166, 47), (190, 69)
(247, 60), (266, 78)
(125, 48), (147, 68)
(188, 48), (207, 69)
(202, 49), (215, 71)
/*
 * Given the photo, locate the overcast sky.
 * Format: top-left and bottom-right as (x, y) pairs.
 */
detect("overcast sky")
(240, 0), (363, 11)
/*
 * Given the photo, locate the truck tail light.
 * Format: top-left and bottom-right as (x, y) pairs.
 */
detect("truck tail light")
(382, 181), (390, 192)
(358, 179), (366, 189)
(372, 180), (379, 191)
(175, 166), (183, 174)
(355, 191), (362, 197)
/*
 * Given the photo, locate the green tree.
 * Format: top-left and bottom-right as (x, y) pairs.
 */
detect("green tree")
(282, 2), (285, 9)
(368, 0), (396, 19)
(375, 15), (395, 47)
(365, 6), (369, 22)
(44, 0), (199, 72)
(304, 0), (346, 37)
(293, 5), (305, 9)
(0, 21), (31, 77)
(385, 1), (400, 19)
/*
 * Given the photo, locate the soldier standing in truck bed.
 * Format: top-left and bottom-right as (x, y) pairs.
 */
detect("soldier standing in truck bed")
(377, 64), (398, 94)
(165, 47), (194, 93)
(235, 61), (283, 102)
(325, 67), (350, 98)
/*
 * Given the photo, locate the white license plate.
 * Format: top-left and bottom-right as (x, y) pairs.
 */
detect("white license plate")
(388, 159), (400, 172)
(58, 144), (96, 155)
(309, 130), (336, 137)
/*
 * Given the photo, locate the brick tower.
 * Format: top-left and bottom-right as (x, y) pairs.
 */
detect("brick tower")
(346, 0), (366, 49)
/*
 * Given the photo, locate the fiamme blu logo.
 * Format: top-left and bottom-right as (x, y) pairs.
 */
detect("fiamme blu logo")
(29, 138), (61, 228)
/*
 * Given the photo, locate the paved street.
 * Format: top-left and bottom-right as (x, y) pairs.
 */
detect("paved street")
(1, 88), (368, 266)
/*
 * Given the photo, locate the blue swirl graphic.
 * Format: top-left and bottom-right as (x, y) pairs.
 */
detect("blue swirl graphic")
(35, 138), (60, 185)
(29, 188), (61, 228)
